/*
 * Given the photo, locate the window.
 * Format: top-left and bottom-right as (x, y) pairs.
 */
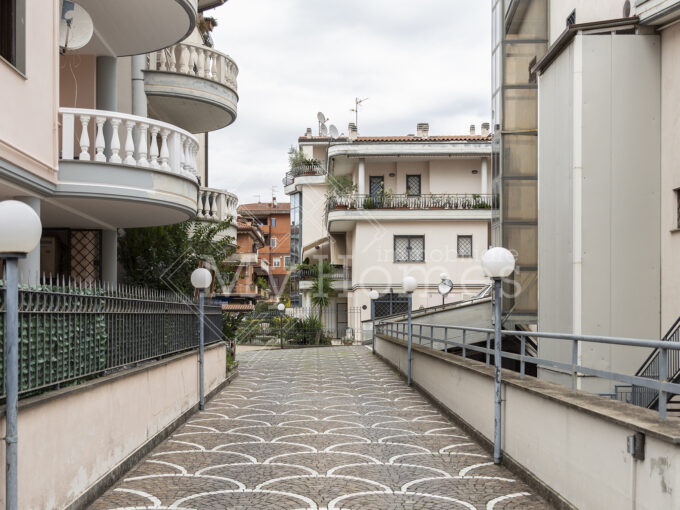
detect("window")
(1, 1), (26, 73)
(457, 235), (473, 258)
(271, 237), (277, 248)
(394, 235), (425, 262)
(273, 257), (281, 268)
(284, 256), (291, 267)
(370, 176), (384, 197)
(374, 293), (410, 318)
(271, 217), (276, 227)
(406, 175), (421, 196)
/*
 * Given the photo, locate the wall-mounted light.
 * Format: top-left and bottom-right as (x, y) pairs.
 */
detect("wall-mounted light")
(472, 170), (479, 174)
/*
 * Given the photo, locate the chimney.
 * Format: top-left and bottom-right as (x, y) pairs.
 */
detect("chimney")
(272, 196), (277, 208)
(481, 122), (490, 137)
(305, 128), (312, 138)
(469, 124), (476, 136)
(348, 122), (358, 141)
(416, 123), (429, 138)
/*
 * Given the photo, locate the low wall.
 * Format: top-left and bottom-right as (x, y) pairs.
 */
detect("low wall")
(0, 342), (227, 510)
(376, 334), (680, 510)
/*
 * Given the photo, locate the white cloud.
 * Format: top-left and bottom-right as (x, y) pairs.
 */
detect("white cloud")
(206, 0), (491, 203)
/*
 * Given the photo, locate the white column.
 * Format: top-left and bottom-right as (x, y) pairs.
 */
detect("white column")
(481, 157), (488, 194)
(16, 197), (41, 285)
(131, 55), (147, 118)
(101, 229), (118, 284)
(358, 158), (366, 195)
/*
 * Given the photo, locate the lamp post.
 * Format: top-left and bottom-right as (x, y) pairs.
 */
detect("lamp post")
(191, 268), (213, 411)
(402, 276), (417, 386)
(277, 303), (285, 349)
(368, 290), (379, 354)
(481, 247), (516, 465)
(0, 200), (42, 510)
(438, 272), (453, 306)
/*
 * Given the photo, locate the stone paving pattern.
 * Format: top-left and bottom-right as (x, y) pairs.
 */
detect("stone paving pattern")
(89, 346), (552, 509)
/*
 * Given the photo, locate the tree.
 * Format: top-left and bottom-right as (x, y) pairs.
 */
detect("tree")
(118, 219), (236, 295)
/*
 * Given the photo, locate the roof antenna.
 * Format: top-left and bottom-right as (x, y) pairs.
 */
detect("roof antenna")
(350, 97), (369, 130)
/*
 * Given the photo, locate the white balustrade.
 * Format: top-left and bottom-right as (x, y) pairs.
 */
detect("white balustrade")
(147, 43), (239, 91)
(59, 108), (199, 180)
(197, 187), (238, 222)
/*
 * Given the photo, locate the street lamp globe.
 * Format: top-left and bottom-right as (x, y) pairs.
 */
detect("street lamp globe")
(481, 247), (516, 278)
(368, 289), (379, 301)
(277, 303), (285, 312)
(402, 276), (417, 294)
(0, 200), (42, 255)
(440, 272), (449, 281)
(191, 268), (212, 289)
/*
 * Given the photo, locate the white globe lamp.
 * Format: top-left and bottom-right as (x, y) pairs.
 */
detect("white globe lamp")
(402, 276), (417, 294)
(481, 247), (516, 278)
(368, 289), (379, 300)
(191, 268), (212, 289)
(0, 200), (42, 255)
(277, 303), (285, 312)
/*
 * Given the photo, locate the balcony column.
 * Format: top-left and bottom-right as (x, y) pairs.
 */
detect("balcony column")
(481, 157), (488, 195)
(131, 55), (148, 117)
(102, 229), (118, 284)
(97, 57), (118, 159)
(15, 197), (40, 285)
(357, 158), (366, 195)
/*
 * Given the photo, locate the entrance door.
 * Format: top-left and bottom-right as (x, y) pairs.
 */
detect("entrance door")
(336, 302), (348, 338)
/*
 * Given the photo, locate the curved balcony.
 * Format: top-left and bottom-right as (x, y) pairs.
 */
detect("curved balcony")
(145, 43), (239, 133)
(197, 187), (238, 223)
(55, 108), (200, 229)
(198, 0), (228, 11)
(72, 0), (197, 57)
(283, 163), (327, 192)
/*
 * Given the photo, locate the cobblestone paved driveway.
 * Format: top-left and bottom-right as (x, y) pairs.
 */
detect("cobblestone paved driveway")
(89, 347), (551, 510)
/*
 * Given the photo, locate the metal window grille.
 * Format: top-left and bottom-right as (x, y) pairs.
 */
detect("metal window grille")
(406, 175), (421, 196)
(394, 235), (425, 262)
(70, 230), (101, 282)
(374, 293), (410, 318)
(370, 176), (384, 197)
(457, 235), (473, 258)
(0, 277), (222, 397)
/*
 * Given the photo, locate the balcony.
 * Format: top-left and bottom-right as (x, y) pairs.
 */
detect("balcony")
(73, 0), (197, 57)
(326, 193), (494, 232)
(198, 187), (238, 222)
(283, 163), (327, 189)
(291, 265), (352, 281)
(198, 0), (228, 10)
(56, 107), (199, 228)
(145, 43), (239, 133)
(229, 252), (259, 265)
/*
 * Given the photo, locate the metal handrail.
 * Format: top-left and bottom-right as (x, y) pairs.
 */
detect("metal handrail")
(328, 193), (494, 211)
(283, 164), (327, 186)
(375, 321), (680, 419)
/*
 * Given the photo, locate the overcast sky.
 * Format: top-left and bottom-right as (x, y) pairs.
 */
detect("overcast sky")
(206, 0), (491, 204)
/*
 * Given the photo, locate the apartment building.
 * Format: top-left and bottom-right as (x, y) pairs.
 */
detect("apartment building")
(238, 200), (291, 298)
(223, 218), (268, 304)
(0, 1), (238, 284)
(495, 0), (680, 393)
(284, 122), (493, 338)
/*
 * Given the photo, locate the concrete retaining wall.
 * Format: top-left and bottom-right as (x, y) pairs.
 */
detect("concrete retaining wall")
(0, 342), (227, 510)
(376, 334), (680, 510)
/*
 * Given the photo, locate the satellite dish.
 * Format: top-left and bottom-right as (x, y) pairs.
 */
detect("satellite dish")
(60, 1), (93, 51)
(317, 112), (326, 123)
(438, 279), (453, 296)
(329, 125), (339, 139)
(319, 124), (329, 136)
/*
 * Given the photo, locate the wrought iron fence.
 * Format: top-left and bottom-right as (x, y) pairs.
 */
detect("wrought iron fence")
(375, 321), (680, 419)
(328, 193), (494, 211)
(290, 266), (352, 281)
(0, 277), (222, 397)
(282, 164), (327, 186)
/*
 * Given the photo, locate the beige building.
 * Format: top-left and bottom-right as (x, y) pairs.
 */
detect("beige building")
(285, 122), (493, 338)
(0, 0), (238, 284)
(496, 0), (680, 393)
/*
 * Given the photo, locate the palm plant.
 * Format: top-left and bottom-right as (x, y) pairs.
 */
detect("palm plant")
(310, 260), (335, 342)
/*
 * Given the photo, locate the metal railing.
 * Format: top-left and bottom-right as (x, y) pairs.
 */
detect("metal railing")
(630, 315), (680, 408)
(290, 266), (352, 281)
(328, 193), (494, 211)
(375, 321), (680, 419)
(283, 164), (327, 186)
(0, 277), (222, 397)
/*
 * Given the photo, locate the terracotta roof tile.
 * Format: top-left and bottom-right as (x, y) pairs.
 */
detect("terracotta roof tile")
(298, 134), (491, 143)
(221, 303), (255, 312)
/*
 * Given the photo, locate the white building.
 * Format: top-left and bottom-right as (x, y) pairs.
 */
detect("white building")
(285, 122), (493, 338)
(0, 0), (238, 284)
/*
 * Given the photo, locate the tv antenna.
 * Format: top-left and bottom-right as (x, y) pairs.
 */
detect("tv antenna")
(350, 97), (369, 129)
(317, 112), (329, 137)
(329, 125), (339, 139)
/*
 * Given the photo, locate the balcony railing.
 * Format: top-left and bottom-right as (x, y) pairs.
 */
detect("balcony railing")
(147, 42), (238, 91)
(283, 164), (327, 187)
(327, 193), (494, 211)
(291, 265), (352, 281)
(59, 108), (199, 180)
(198, 187), (238, 222)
